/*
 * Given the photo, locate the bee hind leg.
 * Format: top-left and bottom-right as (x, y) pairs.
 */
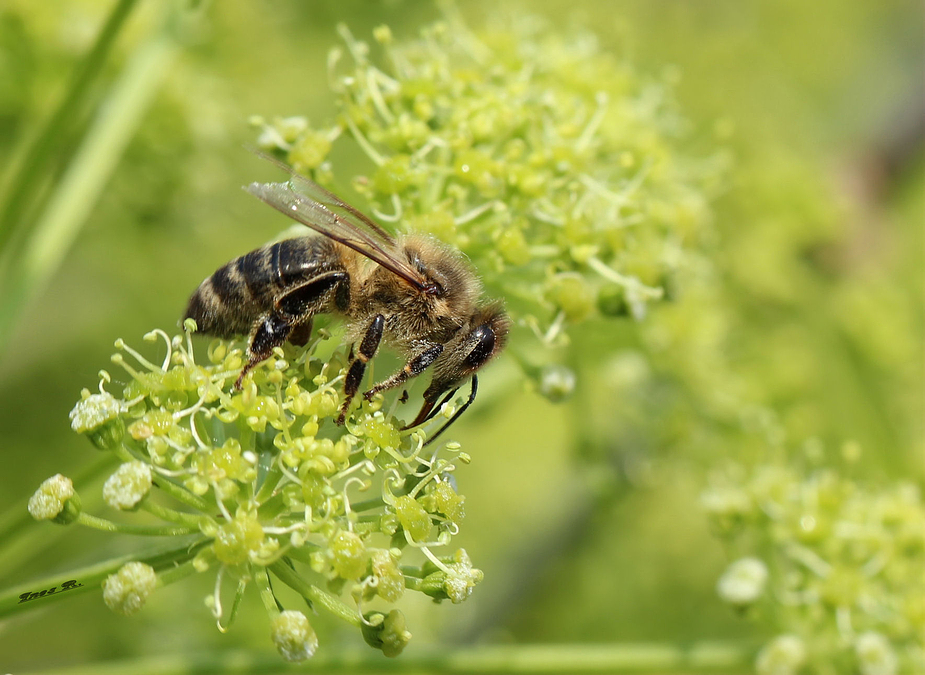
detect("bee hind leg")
(236, 313), (293, 389)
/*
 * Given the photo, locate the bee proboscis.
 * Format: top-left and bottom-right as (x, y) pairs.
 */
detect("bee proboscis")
(184, 163), (509, 443)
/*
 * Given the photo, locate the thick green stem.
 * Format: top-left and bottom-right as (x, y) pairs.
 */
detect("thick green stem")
(268, 560), (361, 627)
(0, 537), (208, 620)
(0, 1), (193, 350)
(14, 642), (756, 674)
(0, 0), (140, 247)
(77, 512), (197, 536)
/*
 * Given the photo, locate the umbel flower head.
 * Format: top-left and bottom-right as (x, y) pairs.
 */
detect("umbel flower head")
(252, 6), (721, 393)
(34, 325), (480, 660)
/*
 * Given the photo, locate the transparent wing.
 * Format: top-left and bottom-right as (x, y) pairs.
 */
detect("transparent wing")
(245, 179), (429, 291)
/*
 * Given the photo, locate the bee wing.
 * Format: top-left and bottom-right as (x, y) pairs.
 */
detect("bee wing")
(245, 179), (429, 291)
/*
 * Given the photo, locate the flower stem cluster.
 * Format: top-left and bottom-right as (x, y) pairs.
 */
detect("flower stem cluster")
(33, 326), (482, 660)
(251, 8), (720, 395)
(702, 453), (925, 675)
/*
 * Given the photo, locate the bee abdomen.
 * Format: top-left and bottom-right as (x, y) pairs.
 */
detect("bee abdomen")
(184, 245), (277, 337)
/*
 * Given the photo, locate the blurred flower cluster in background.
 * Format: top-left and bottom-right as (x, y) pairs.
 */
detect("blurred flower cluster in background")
(0, 0), (921, 672)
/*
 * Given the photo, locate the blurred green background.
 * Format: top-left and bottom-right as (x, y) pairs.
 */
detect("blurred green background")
(0, 0), (921, 672)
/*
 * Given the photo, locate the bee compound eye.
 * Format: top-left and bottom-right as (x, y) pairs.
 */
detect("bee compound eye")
(464, 324), (495, 369)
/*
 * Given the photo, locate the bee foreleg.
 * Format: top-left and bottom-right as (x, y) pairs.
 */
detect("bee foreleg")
(337, 314), (385, 425)
(362, 344), (444, 402)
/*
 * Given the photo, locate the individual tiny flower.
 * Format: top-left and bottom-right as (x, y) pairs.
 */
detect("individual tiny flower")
(28, 474), (80, 524)
(755, 634), (806, 675)
(102, 562), (157, 616)
(716, 557), (768, 607)
(330, 530), (367, 581)
(443, 549), (483, 604)
(69, 391), (124, 450)
(371, 549), (404, 603)
(855, 632), (897, 675)
(103, 461), (153, 510)
(211, 510), (267, 566)
(538, 363), (577, 403)
(271, 610), (318, 662)
(700, 484), (753, 535)
(361, 610), (411, 658)
(393, 495), (433, 542)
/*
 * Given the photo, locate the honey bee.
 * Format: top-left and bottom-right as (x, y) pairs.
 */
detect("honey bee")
(184, 164), (509, 442)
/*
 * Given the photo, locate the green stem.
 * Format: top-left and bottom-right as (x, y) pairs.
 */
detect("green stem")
(0, 0), (140, 247)
(15, 642), (757, 674)
(156, 558), (200, 586)
(140, 499), (211, 529)
(269, 559), (361, 627)
(0, 537), (208, 620)
(0, 1), (192, 350)
(151, 474), (214, 513)
(77, 512), (197, 536)
(349, 496), (385, 512)
(255, 566), (281, 616)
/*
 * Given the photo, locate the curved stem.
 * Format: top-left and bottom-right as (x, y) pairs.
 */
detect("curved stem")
(77, 512), (197, 536)
(269, 559), (361, 627)
(0, 0), (140, 247)
(0, 537), (208, 620)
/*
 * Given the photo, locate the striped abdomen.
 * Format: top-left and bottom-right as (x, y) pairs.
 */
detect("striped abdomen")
(183, 237), (338, 337)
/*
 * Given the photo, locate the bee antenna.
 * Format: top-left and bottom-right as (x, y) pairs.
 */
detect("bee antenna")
(422, 376), (478, 447)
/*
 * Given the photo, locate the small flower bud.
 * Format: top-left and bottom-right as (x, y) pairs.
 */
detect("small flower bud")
(271, 610), (318, 662)
(103, 461), (153, 510)
(755, 635), (806, 675)
(428, 480), (465, 523)
(371, 549), (404, 602)
(717, 557), (768, 607)
(855, 632), (897, 675)
(545, 273), (594, 323)
(538, 364), (576, 403)
(393, 495), (432, 542)
(361, 610), (411, 657)
(213, 512), (265, 566)
(330, 530), (367, 580)
(69, 392), (124, 450)
(102, 562), (157, 616)
(28, 474), (81, 524)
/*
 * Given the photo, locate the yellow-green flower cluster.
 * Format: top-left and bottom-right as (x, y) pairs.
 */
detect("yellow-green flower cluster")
(251, 9), (721, 370)
(37, 326), (482, 660)
(703, 457), (925, 675)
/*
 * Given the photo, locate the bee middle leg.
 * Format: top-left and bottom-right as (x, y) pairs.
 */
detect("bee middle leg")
(337, 314), (385, 424)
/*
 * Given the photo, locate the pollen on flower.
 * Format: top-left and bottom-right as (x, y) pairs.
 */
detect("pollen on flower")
(103, 461), (153, 510)
(103, 562), (158, 616)
(271, 610), (318, 662)
(70, 391), (121, 433)
(443, 549), (483, 604)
